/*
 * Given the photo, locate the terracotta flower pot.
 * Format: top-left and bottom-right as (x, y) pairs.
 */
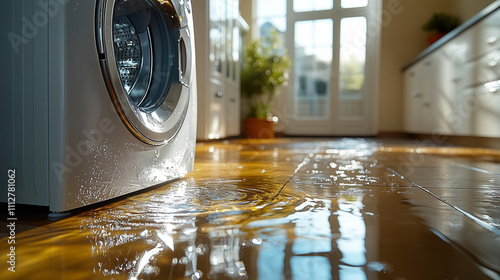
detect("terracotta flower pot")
(244, 118), (275, 139)
(428, 32), (446, 46)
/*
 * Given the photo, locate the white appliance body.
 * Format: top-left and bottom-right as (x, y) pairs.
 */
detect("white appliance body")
(0, 0), (197, 212)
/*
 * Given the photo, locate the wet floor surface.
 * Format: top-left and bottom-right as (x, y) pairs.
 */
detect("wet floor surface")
(1, 138), (500, 279)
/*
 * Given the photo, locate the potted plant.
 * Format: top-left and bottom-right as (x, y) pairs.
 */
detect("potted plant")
(241, 30), (291, 138)
(422, 12), (460, 45)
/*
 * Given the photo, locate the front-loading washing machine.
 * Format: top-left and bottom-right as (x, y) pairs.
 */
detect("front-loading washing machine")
(0, 0), (197, 212)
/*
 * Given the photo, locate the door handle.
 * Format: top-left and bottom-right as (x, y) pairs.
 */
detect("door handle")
(215, 91), (223, 98)
(488, 59), (499, 67)
(487, 36), (498, 45)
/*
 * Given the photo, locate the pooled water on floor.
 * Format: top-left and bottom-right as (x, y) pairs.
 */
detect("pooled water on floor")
(1, 138), (500, 279)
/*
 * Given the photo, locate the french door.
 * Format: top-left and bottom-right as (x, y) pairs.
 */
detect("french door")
(284, 0), (381, 136)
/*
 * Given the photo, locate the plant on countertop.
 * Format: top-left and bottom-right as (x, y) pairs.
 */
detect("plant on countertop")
(241, 30), (291, 119)
(422, 12), (460, 34)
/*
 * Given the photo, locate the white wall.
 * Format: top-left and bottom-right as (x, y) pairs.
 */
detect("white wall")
(453, 0), (496, 22)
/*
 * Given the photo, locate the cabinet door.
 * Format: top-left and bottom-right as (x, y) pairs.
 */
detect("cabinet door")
(452, 88), (475, 135)
(420, 58), (438, 134)
(404, 64), (423, 133)
(474, 87), (500, 137)
(208, 79), (227, 139)
(226, 82), (240, 136)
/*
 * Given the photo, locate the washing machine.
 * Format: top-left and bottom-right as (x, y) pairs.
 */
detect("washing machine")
(0, 0), (197, 212)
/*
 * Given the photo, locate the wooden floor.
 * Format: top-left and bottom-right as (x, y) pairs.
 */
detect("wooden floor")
(1, 137), (500, 279)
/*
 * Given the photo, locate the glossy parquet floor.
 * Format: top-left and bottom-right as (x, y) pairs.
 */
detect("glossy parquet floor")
(1, 138), (500, 279)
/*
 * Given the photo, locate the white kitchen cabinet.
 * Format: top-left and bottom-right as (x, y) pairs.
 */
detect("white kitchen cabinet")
(404, 4), (500, 138)
(193, 0), (246, 140)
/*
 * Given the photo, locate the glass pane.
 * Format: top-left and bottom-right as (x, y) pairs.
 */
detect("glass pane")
(294, 0), (333, 12)
(232, 0), (239, 81)
(339, 17), (367, 119)
(294, 19), (333, 118)
(341, 0), (368, 8)
(232, 26), (238, 81)
(257, 0), (286, 17)
(209, 0), (225, 74)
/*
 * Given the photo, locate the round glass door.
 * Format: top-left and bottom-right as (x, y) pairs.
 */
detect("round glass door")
(98, 0), (192, 144)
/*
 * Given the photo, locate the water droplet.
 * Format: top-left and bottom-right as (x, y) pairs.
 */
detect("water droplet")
(196, 244), (207, 255)
(367, 261), (392, 272)
(191, 271), (203, 279)
(251, 238), (262, 245)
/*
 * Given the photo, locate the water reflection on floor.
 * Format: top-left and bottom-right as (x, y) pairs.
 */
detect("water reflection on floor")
(1, 138), (500, 279)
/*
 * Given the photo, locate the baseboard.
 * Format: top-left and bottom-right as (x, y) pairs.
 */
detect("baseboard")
(407, 133), (500, 150)
(377, 131), (412, 139)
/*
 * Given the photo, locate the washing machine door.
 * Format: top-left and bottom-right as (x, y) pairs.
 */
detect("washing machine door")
(97, 0), (193, 145)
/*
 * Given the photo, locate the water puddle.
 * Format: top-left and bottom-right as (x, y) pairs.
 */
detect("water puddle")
(1, 139), (499, 279)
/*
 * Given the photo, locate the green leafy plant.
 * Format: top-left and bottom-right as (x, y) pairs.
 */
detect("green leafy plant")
(422, 12), (460, 33)
(241, 30), (291, 119)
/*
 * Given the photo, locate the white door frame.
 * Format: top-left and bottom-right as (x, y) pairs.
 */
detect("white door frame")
(283, 0), (381, 136)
